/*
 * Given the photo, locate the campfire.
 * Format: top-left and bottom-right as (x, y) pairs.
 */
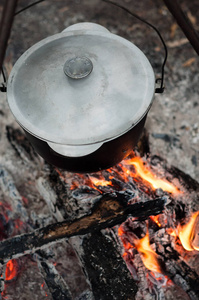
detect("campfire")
(0, 128), (199, 299)
(67, 153), (199, 299)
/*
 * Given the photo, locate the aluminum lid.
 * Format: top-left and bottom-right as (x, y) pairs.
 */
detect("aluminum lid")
(7, 23), (155, 146)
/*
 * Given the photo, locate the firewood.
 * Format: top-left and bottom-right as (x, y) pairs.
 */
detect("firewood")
(80, 230), (138, 300)
(0, 193), (165, 266)
(36, 250), (72, 300)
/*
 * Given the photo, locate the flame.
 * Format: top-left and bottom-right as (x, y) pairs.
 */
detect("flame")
(150, 215), (162, 227)
(118, 226), (124, 237)
(69, 154), (180, 195)
(5, 259), (18, 281)
(119, 164), (135, 182)
(89, 176), (113, 187)
(124, 157), (180, 194)
(167, 228), (177, 237)
(134, 232), (163, 274)
(178, 211), (199, 251)
(119, 225), (163, 275)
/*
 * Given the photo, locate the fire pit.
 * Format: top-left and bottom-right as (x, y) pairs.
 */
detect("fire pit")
(0, 126), (199, 299)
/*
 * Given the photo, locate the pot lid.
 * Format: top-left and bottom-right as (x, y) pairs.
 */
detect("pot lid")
(7, 23), (155, 146)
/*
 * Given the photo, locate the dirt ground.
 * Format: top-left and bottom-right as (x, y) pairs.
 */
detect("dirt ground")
(0, 0), (199, 179)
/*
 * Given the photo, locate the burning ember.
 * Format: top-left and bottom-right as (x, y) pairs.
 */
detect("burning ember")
(5, 259), (18, 282)
(67, 153), (199, 295)
(88, 176), (113, 190)
(150, 215), (162, 227)
(0, 149), (198, 299)
(68, 154), (187, 284)
(69, 155), (181, 196)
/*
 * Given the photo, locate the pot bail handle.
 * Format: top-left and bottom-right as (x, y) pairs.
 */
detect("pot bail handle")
(102, 0), (168, 94)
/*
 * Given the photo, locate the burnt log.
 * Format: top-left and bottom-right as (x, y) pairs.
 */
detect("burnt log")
(150, 155), (199, 194)
(79, 230), (138, 300)
(36, 251), (73, 300)
(170, 259), (199, 299)
(0, 193), (165, 265)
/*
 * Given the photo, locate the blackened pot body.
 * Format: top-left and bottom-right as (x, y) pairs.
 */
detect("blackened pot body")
(24, 115), (147, 173)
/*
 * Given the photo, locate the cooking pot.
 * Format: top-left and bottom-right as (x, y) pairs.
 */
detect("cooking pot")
(7, 22), (155, 173)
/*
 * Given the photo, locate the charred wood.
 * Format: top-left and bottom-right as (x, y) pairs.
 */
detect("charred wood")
(167, 258), (199, 299)
(80, 230), (137, 300)
(76, 290), (94, 300)
(0, 269), (4, 294)
(150, 155), (199, 193)
(6, 126), (41, 165)
(0, 194), (165, 265)
(0, 165), (29, 222)
(36, 251), (72, 300)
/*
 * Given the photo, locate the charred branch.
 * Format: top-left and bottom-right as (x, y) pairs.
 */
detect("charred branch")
(0, 193), (165, 265)
(36, 251), (72, 300)
(167, 258), (199, 299)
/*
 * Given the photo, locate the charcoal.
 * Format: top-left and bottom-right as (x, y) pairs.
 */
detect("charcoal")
(80, 231), (138, 300)
(37, 253), (72, 300)
(76, 290), (94, 300)
(173, 274), (190, 291)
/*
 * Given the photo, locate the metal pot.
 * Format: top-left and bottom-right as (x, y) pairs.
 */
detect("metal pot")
(7, 22), (155, 173)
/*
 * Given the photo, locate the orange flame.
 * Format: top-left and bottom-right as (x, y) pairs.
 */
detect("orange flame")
(134, 232), (163, 274)
(5, 259), (18, 281)
(124, 157), (180, 194)
(178, 211), (199, 251)
(69, 155), (180, 195)
(89, 176), (113, 187)
(150, 215), (162, 227)
(119, 164), (135, 182)
(167, 228), (177, 237)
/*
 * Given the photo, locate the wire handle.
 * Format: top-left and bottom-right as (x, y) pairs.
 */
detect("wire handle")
(0, 0), (45, 93)
(102, 0), (167, 93)
(1, 0), (167, 94)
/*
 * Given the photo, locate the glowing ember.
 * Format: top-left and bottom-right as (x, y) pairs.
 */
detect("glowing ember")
(118, 164), (134, 182)
(41, 282), (48, 297)
(69, 154), (180, 195)
(150, 215), (162, 227)
(134, 231), (163, 274)
(89, 176), (113, 187)
(5, 259), (18, 281)
(124, 157), (180, 194)
(178, 211), (199, 251)
(167, 228), (177, 237)
(118, 226), (132, 250)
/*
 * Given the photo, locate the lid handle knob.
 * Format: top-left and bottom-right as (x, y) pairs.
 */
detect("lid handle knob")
(63, 56), (93, 79)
